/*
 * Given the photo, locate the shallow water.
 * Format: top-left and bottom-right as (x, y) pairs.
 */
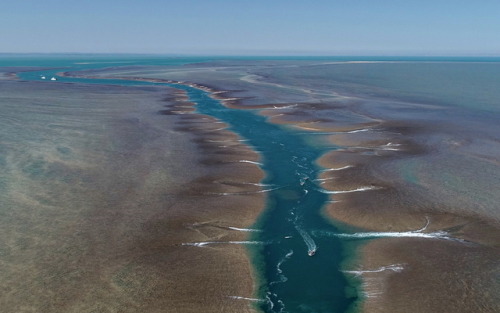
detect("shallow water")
(0, 77), (211, 311)
(10, 57), (359, 312)
(4, 55), (500, 312)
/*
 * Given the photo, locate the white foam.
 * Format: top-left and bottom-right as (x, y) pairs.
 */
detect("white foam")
(265, 293), (274, 310)
(314, 216), (467, 242)
(206, 127), (227, 132)
(182, 241), (266, 247)
(416, 217), (430, 232)
(295, 226), (317, 256)
(321, 165), (353, 172)
(228, 296), (266, 303)
(343, 264), (405, 276)
(314, 177), (336, 182)
(227, 227), (262, 232)
(182, 242), (211, 247)
(315, 229), (458, 241)
(380, 146), (401, 151)
(271, 249), (294, 285)
(277, 299), (286, 311)
(277, 250), (293, 275)
(318, 186), (381, 194)
(379, 143), (402, 151)
(326, 199), (342, 203)
(237, 160), (263, 166)
(346, 128), (372, 133)
(270, 104), (298, 110)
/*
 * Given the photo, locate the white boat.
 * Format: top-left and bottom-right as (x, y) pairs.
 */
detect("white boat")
(41, 76), (46, 80)
(50, 77), (57, 81)
(308, 249), (316, 256)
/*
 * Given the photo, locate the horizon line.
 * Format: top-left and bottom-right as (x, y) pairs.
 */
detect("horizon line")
(1, 52), (500, 58)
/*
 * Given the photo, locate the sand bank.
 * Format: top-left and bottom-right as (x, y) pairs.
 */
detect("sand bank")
(59, 63), (500, 312)
(0, 77), (264, 312)
(121, 88), (266, 312)
(307, 108), (500, 313)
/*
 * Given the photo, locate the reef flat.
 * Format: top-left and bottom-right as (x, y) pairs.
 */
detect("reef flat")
(2, 56), (499, 312)
(83, 58), (500, 312)
(0, 67), (264, 312)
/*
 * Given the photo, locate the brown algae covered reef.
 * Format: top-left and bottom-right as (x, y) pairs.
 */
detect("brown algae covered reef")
(0, 69), (265, 312)
(93, 59), (500, 312)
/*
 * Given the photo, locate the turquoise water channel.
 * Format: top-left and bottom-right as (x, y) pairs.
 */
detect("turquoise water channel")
(17, 61), (357, 313)
(182, 87), (357, 313)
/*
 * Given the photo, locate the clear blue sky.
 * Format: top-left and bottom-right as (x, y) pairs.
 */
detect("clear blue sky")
(1, 0), (499, 55)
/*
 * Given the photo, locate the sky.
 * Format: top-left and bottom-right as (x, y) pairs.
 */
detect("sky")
(1, 0), (499, 55)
